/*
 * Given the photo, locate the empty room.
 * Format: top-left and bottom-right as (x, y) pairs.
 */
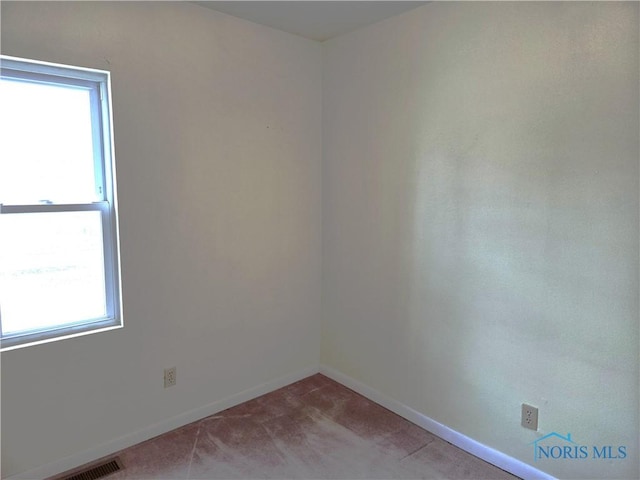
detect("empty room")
(1, 2), (638, 480)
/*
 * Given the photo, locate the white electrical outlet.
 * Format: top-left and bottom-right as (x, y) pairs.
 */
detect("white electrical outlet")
(521, 403), (538, 430)
(164, 367), (176, 388)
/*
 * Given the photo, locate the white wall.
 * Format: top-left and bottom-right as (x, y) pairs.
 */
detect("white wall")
(322, 3), (638, 480)
(1, 2), (322, 477)
(2, 2), (639, 480)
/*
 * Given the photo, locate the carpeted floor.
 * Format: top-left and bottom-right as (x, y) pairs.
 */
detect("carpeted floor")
(55, 374), (519, 479)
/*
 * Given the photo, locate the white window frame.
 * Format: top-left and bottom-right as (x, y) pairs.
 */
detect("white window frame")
(0, 56), (123, 351)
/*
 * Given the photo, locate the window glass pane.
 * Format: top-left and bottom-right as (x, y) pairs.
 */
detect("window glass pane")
(0, 78), (97, 205)
(0, 211), (107, 335)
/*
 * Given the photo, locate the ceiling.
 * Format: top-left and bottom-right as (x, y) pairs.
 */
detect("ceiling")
(194, 1), (428, 42)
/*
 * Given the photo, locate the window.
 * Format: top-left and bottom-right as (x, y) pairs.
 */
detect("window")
(0, 56), (122, 351)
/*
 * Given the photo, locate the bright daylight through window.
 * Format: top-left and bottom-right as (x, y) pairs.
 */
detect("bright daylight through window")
(0, 56), (122, 351)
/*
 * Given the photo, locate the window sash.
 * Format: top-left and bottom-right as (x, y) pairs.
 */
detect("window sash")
(0, 68), (107, 205)
(0, 202), (121, 350)
(0, 55), (122, 352)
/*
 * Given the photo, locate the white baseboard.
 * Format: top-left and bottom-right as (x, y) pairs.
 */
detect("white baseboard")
(10, 364), (554, 480)
(6, 365), (319, 480)
(319, 364), (555, 480)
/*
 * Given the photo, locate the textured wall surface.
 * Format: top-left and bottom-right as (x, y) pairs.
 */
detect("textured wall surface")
(1, 2), (322, 477)
(322, 3), (639, 479)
